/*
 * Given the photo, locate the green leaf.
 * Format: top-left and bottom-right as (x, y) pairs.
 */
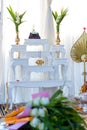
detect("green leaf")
(52, 11), (58, 21)
(50, 89), (63, 102)
(7, 5), (16, 23)
(52, 8), (68, 32)
(20, 11), (26, 19)
(7, 5), (26, 32)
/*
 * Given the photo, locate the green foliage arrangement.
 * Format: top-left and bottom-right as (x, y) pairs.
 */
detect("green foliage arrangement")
(52, 8), (68, 32)
(24, 89), (87, 130)
(43, 89), (86, 130)
(7, 5), (26, 32)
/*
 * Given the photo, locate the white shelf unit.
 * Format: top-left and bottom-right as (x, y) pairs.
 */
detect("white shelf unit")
(8, 39), (71, 107)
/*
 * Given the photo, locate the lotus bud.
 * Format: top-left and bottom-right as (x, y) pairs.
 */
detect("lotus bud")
(38, 122), (44, 130)
(40, 97), (49, 106)
(30, 108), (38, 116)
(38, 108), (45, 117)
(33, 97), (40, 106)
(30, 117), (40, 128)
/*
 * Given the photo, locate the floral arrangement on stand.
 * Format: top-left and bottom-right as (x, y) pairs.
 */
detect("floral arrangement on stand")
(7, 5), (26, 45)
(52, 8), (68, 45)
(3, 89), (87, 130)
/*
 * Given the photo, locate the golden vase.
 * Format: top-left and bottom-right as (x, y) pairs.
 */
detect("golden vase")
(15, 32), (20, 45)
(15, 32), (20, 58)
(56, 32), (60, 45)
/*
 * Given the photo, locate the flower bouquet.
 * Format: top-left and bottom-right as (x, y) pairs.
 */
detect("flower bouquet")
(4, 90), (87, 130)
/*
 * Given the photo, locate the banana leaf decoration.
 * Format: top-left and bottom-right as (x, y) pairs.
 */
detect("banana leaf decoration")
(7, 5), (26, 32)
(52, 8), (68, 32)
(70, 29), (87, 63)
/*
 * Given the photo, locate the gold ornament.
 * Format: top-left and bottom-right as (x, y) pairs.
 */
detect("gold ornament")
(70, 28), (87, 93)
(36, 59), (44, 66)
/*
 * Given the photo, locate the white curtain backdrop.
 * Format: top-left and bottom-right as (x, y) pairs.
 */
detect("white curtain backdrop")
(1, 0), (87, 103)
(0, 0), (5, 103)
(41, 0), (55, 45)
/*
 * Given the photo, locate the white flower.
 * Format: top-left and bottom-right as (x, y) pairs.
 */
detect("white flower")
(33, 97), (40, 106)
(38, 108), (45, 117)
(56, 17), (60, 24)
(15, 13), (20, 24)
(40, 97), (49, 106)
(38, 122), (44, 130)
(30, 117), (40, 128)
(30, 108), (38, 116)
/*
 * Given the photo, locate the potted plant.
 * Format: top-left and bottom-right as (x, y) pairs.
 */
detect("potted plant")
(52, 8), (68, 45)
(7, 5), (26, 45)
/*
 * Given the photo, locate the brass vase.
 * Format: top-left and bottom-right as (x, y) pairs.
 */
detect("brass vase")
(56, 32), (60, 45)
(15, 32), (20, 45)
(5, 82), (9, 112)
(15, 32), (20, 58)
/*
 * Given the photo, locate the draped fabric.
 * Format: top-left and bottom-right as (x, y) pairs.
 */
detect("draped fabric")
(0, 0), (5, 103)
(41, 0), (55, 45)
(40, 0), (58, 95)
